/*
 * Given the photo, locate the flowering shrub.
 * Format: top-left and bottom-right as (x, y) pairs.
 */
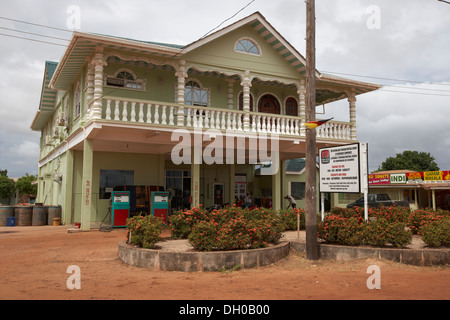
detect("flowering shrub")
(362, 219), (411, 248)
(420, 217), (450, 247)
(126, 215), (163, 249)
(172, 205), (284, 251)
(168, 205), (209, 239)
(407, 209), (448, 235)
(317, 215), (363, 246)
(279, 208), (306, 230)
(319, 207), (413, 248)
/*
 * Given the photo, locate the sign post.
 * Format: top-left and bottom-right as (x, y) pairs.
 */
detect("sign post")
(319, 143), (369, 220)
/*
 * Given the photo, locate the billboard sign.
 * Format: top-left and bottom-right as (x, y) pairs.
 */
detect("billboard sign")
(319, 143), (367, 193)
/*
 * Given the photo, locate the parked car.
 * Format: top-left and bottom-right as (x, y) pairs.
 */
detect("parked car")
(346, 193), (410, 209)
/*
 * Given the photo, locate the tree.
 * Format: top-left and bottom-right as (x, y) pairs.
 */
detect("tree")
(16, 173), (38, 195)
(377, 151), (440, 172)
(0, 171), (16, 204)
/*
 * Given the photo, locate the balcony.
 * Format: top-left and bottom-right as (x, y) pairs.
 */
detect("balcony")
(102, 96), (354, 142)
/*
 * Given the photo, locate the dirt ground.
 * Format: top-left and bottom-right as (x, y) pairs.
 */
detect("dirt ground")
(0, 225), (449, 301)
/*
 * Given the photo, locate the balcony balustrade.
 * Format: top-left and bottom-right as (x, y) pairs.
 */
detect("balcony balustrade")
(102, 97), (353, 141)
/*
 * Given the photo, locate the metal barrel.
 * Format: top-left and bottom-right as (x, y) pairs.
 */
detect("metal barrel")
(32, 205), (48, 226)
(15, 206), (33, 226)
(47, 205), (62, 225)
(0, 206), (15, 226)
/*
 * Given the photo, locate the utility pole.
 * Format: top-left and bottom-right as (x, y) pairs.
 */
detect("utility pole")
(305, 0), (319, 260)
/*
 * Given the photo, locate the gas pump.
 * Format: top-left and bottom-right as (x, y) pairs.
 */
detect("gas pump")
(111, 191), (130, 228)
(150, 191), (169, 224)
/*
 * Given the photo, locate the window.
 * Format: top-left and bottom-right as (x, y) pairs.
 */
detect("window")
(166, 170), (191, 210)
(235, 38), (261, 56)
(258, 94), (280, 114)
(290, 182), (305, 200)
(285, 97), (298, 116)
(74, 81), (81, 118)
(99, 169), (134, 199)
(184, 81), (208, 106)
(106, 69), (145, 91)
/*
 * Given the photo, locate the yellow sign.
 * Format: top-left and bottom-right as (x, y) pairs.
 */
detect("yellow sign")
(423, 171), (443, 181)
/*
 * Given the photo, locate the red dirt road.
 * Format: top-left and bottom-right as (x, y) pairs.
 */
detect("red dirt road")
(0, 225), (449, 301)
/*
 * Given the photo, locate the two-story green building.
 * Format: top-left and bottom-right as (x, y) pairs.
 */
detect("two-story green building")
(30, 12), (380, 230)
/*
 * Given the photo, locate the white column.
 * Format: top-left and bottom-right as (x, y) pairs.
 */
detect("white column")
(85, 58), (95, 121)
(348, 89), (357, 140)
(91, 46), (106, 120)
(240, 71), (252, 131)
(298, 80), (306, 123)
(227, 79), (234, 109)
(176, 60), (187, 126)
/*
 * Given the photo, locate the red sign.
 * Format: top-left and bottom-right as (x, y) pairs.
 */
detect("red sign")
(368, 173), (390, 185)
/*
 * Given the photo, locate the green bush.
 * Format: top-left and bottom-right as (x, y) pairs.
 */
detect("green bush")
(407, 209), (449, 235)
(317, 215), (363, 246)
(168, 205), (210, 239)
(279, 208), (305, 230)
(421, 217), (450, 247)
(362, 219), (411, 248)
(188, 220), (220, 251)
(126, 215), (163, 249)
(180, 206), (284, 251)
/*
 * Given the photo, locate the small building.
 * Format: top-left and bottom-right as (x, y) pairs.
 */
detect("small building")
(30, 12), (380, 229)
(367, 170), (450, 210)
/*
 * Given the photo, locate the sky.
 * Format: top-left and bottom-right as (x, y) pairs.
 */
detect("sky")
(0, 0), (449, 177)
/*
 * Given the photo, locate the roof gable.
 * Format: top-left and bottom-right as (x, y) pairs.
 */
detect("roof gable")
(181, 12), (308, 77)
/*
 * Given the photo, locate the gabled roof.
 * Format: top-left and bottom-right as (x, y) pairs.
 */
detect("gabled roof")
(31, 61), (58, 131)
(47, 11), (380, 99)
(180, 12), (310, 76)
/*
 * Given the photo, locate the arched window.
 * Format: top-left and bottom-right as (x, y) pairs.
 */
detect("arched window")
(184, 80), (208, 106)
(235, 38), (261, 56)
(106, 68), (145, 90)
(285, 97), (298, 116)
(258, 94), (280, 114)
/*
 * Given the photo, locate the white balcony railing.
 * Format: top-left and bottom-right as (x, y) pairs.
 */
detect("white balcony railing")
(102, 97), (353, 140)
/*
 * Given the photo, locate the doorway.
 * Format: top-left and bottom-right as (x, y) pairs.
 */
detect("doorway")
(213, 183), (224, 206)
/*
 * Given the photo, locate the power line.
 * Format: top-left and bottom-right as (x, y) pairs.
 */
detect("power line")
(322, 70), (450, 87)
(173, 0), (256, 57)
(0, 16), (72, 33)
(378, 88), (450, 97)
(0, 32), (67, 47)
(0, 26), (70, 42)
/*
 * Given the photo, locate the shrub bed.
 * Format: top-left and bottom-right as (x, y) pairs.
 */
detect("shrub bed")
(126, 215), (163, 249)
(171, 205), (284, 251)
(320, 206), (450, 248)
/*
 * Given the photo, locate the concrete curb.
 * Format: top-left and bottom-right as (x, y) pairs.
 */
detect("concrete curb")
(118, 240), (290, 272)
(290, 241), (450, 266)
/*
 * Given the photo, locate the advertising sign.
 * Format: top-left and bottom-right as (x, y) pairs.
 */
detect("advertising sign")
(319, 143), (367, 193)
(369, 173), (390, 185)
(390, 173), (407, 184)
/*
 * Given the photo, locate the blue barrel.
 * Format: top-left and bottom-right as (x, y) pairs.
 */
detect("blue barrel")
(0, 206), (14, 226)
(6, 217), (16, 226)
(32, 205), (48, 226)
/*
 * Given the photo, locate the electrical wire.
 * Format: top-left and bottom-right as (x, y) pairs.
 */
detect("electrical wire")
(322, 70), (450, 87)
(0, 32), (67, 47)
(0, 26), (70, 42)
(0, 16), (73, 33)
